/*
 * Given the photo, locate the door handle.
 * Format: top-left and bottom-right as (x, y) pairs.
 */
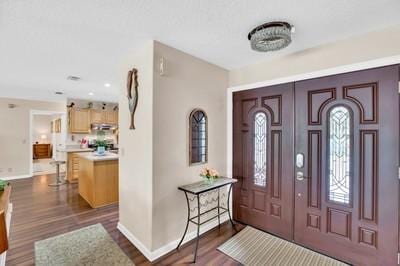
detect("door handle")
(296, 171), (306, 181)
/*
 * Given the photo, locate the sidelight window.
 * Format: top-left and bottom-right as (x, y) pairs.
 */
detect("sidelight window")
(328, 106), (351, 204)
(254, 112), (267, 187)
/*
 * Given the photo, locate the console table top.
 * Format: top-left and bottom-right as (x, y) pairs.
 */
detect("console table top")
(178, 177), (237, 195)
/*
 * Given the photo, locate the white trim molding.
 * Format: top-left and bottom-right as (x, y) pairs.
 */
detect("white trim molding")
(228, 55), (400, 93)
(117, 214), (229, 262)
(0, 174), (31, 181)
(226, 55), (400, 182)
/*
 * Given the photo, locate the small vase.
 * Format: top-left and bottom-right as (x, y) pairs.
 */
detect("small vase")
(97, 146), (105, 154)
(203, 176), (215, 185)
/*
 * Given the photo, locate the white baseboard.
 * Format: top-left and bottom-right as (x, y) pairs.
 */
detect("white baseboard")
(117, 223), (154, 261)
(117, 214), (229, 262)
(0, 174), (31, 181)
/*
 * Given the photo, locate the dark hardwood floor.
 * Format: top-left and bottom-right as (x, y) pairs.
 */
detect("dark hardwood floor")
(6, 174), (243, 265)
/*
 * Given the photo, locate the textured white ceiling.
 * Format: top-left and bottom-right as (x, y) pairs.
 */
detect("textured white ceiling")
(1, 0), (400, 102)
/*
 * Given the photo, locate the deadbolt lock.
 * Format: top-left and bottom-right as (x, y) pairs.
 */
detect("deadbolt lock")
(296, 171), (305, 181)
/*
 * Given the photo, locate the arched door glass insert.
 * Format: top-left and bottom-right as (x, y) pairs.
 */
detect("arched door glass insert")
(254, 112), (267, 187)
(189, 109), (207, 165)
(328, 106), (351, 204)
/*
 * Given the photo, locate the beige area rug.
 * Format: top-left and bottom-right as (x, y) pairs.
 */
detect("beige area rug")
(218, 226), (348, 266)
(35, 224), (134, 266)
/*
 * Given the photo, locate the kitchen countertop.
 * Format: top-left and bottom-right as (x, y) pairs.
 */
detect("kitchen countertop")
(57, 147), (94, 153)
(77, 152), (119, 162)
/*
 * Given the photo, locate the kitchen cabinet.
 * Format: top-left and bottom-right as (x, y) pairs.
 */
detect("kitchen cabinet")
(90, 109), (105, 124)
(89, 110), (118, 124)
(78, 154), (118, 208)
(67, 151), (92, 183)
(70, 108), (118, 133)
(69, 108), (90, 133)
(105, 110), (118, 124)
(33, 144), (52, 159)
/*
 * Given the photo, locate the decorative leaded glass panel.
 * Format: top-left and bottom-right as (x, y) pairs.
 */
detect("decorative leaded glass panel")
(254, 112), (267, 187)
(190, 110), (207, 164)
(328, 106), (351, 204)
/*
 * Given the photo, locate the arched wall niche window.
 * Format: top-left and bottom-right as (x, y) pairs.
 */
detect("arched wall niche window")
(189, 109), (208, 165)
(327, 105), (352, 205)
(253, 111), (267, 187)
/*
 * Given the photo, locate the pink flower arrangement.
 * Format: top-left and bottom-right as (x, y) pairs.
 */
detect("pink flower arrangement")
(200, 167), (219, 180)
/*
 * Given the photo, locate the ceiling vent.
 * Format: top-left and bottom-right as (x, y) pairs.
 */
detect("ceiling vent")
(67, 76), (81, 81)
(248, 21), (294, 52)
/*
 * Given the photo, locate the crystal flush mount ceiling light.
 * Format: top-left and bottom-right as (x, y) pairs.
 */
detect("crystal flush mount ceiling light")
(248, 21), (294, 52)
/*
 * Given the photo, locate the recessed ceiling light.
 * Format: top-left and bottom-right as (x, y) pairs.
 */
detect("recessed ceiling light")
(104, 83), (111, 87)
(55, 91), (64, 95)
(67, 76), (81, 81)
(88, 92), (94, 96)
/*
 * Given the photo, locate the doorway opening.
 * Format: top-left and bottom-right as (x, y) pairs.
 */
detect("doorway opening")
(30, 110), (66, 176)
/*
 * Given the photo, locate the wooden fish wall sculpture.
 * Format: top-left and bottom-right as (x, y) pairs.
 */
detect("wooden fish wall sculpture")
(127, 68), (138, 130)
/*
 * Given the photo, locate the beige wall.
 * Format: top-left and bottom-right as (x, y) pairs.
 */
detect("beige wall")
(118, 41), (228, 255)
(229, 25), (400, 87)
(33, 115), (53, 144)
(0, 98), (65, 178)
(152, 41), (228, 250)
(118, 41), (154, 249)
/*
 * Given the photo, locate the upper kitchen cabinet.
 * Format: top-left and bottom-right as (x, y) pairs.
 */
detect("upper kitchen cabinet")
(89, 110), (118, 124)
(90, 109), (105, 124)
(69, 108), (90, 133)
(105, 110), (118, 124)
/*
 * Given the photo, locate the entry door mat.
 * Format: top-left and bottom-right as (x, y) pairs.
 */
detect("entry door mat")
(35, 223), (134, 266)
(218, 226), (348, 266)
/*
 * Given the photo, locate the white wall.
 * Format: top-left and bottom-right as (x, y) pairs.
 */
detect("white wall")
(118, 41), (154, 249)
(229, 24), (400, 87)
(152, 41), (228, 250)
(0, 98), (65, 178)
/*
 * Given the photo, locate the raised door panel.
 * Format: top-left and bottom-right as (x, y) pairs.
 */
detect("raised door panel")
(70, 109), (90, 133)
(90, 110), (105, 124)
(105, 111), (118, 124)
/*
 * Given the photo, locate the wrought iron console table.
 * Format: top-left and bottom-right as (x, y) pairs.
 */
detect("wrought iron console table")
(176, 177), (238, 263)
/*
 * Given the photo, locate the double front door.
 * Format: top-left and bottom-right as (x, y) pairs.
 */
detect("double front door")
(232, 65), (399, 265)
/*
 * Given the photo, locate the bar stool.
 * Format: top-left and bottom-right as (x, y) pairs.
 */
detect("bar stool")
(49, 160), (66, 187)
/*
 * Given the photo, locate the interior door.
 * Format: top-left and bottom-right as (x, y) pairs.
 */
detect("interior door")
(233, 83), (294, 239)
(294, 65), (399, 265)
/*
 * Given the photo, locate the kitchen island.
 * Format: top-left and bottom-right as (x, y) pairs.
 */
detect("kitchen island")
(77, 152), (119, 208)
(57, 147), (94, 183)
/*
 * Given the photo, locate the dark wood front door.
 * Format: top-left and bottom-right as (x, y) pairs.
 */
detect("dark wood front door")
(294, 65), (399, 265)
(233, 83), (294, 240)
(233, 65), (399, 265)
